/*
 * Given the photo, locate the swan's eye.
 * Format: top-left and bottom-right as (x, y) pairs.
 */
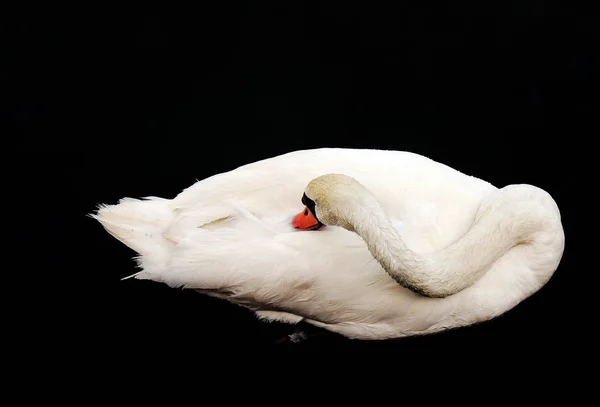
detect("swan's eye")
(304, 208), (308, 216)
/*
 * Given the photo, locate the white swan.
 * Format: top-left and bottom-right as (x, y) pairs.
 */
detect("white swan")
(93, 148), (565, 340)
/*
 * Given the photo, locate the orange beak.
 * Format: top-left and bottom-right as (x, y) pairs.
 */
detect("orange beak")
(292, 206), (322, 230)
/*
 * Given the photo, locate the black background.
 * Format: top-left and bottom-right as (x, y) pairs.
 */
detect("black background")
(12, 2), (586, 354)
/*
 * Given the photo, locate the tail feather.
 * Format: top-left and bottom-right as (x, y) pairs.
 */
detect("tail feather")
(90, 196), (173, 268)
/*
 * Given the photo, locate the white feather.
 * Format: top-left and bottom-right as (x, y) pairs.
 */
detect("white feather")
(92, 148), (565, 340)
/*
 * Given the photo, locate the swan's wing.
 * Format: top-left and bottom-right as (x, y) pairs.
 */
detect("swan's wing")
(170, 151), (316, 213)
(168, 147), (496, 252)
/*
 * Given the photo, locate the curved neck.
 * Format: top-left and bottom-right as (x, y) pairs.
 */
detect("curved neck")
(345, 193), (531, 298)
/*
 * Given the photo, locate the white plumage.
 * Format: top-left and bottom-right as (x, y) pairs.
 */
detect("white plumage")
(93, 148), (564, 340)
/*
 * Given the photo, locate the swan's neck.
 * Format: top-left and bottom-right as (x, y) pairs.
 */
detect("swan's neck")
(351, 208), (434, 295)
(347, 190), (536, 298)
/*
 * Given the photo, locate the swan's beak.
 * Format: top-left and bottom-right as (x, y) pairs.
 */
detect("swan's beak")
(292, 206), (323, 231)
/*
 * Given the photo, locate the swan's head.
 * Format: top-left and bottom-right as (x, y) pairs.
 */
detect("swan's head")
(292, 173), (369, 231)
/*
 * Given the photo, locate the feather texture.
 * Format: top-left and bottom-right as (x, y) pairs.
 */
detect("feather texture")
(92, 148), (565, 340)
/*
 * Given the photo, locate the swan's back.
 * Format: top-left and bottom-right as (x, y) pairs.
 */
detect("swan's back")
(94, 148), (564, 340)
(172, 148), (495, 248)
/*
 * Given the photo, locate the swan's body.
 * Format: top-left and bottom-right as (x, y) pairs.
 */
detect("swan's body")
(94, 148), (564, 340)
